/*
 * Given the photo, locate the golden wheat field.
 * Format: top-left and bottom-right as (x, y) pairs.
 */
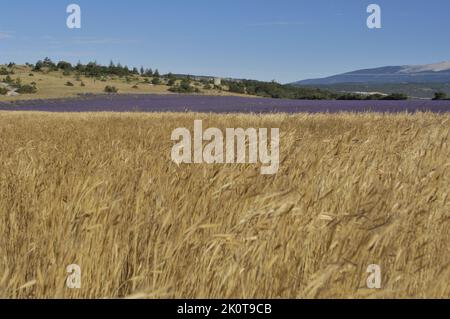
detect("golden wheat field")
(0, 111), (448, 299)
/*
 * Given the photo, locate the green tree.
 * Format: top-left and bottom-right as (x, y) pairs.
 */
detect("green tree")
(57, 61), (73, 70)
(33, 61), (43, 71)
(144, 68), (153, 77)
(433, 92), (447, 100)
(167, 78), (176, 86)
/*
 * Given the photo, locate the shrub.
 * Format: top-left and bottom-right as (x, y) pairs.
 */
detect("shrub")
(15, 78), (22, 87)
(65, 81), (74, 87)
(365, 94), (384, 100)
(80, 82), (85, 87)
(104, 85), (118, 93)
(3, 75), (13, 84)
(0, 67), (12, 75)
(228, 82), (246, 94)
(381, 93), (408, 100)
(151, 77), (161, 85)
(0, 87), (8, 95)
(16, 84), (37, 94)
(168, 80), (200, 94)
(433, 92), (448, 100)
(132, 85), (139, 89)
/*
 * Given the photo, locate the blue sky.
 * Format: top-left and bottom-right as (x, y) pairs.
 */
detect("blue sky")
(1, 0), (449, 83)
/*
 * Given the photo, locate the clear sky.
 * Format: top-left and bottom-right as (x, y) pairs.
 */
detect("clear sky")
(1, 0), (449, 83)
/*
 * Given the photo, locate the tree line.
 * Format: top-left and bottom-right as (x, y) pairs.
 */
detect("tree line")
(32, 57), (160, 78)
(224, 79), (408, 100)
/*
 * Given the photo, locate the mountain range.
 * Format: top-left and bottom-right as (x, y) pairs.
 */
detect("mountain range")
(293, 62), (450, 85)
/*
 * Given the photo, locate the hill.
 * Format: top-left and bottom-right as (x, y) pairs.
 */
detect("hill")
(293, 62), (450, 85)
(1, 58), (412, 102)
(0, 61), (249, 101)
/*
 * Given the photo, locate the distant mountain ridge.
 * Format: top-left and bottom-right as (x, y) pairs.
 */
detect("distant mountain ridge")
(293, 62), (450, 85)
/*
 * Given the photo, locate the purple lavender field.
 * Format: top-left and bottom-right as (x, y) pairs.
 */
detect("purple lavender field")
(0, 94), (449, 113)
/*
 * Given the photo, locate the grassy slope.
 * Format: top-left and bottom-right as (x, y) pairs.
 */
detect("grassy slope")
(0, 112), (448, 298)
(0, 65), (250, 102)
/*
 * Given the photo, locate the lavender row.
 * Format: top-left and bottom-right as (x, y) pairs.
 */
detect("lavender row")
(0, 94), (449, 113)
